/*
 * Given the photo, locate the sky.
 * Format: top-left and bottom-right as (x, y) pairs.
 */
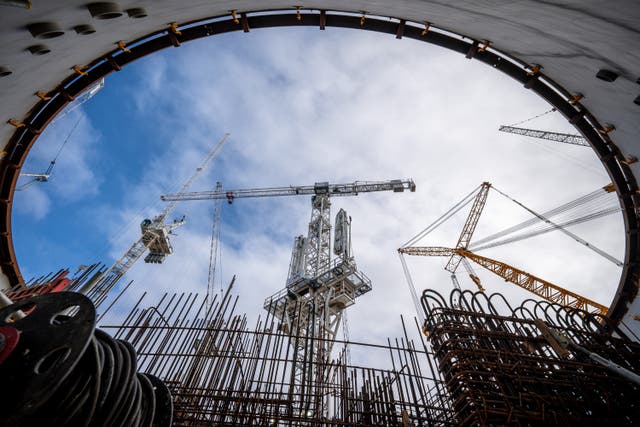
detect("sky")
(11, 26), (624, 362)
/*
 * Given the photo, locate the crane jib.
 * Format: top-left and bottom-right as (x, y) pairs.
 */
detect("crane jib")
(160, 179), (417, 202)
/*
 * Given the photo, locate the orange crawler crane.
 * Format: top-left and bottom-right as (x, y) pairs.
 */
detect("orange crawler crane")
(399, 182), (608, 315)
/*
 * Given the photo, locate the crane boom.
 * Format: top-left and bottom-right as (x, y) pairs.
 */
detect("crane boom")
(444, 182), (491, 273)
(80, 134), (230, 306)
(161, 179), (416, 202)
(499, 125), (589, 147)
(156, 133), (230, 222)
(398, 246), (607, 314)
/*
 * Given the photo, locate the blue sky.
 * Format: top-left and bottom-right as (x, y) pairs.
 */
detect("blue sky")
(12, 26), (623, 347)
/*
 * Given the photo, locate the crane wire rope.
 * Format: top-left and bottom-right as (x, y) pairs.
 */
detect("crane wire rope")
(523, 134), (607, 177)
(506, 107), (557, 127)
(470, 187), (619, 248)
(470, 206), (620, 251)
(17, 114), (83, 191)
(491, 186), (623, 267)
(401, 184), (481, 248)
(398, 252), (425, 323)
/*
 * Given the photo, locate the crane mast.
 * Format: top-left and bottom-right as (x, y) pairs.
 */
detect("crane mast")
(264, 195), (372, 419)
(80, 134), (230, 306)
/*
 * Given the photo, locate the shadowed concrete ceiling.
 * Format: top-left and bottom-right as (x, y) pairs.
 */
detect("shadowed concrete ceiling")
(1, 1), (638, 331)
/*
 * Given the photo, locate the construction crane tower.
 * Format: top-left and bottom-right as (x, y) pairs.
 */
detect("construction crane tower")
(161, 178), (416, 418)
(80, 133), (230, 305)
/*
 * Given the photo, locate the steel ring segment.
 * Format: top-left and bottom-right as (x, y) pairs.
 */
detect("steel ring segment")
(0, 292), (95, 423)
(0, 11), (636, 327)
(45, 335), (102, 426)
(102, 340), (133, 425)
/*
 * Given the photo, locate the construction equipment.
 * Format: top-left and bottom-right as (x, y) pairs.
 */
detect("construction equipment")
(163, 178), (414, 308)
(399, 246), (607, 314)
(499, 125), (589, 147)
(52, 78), (104, 123)
(163, 178), (416, 418)
(444, 182), (491, 276)
(17, 114), (84, 191)
(400, 182), (611, 315)
(80, 133), (230, 306)
(161, 179), (416, 202)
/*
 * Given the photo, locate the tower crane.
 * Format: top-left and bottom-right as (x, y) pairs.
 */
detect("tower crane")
(163, 178), (415, 306)
(498, 107), (589, 147)
(162, 178), (416, 418)
(80, 133), (230, 307)
(17, 114), (84, 191)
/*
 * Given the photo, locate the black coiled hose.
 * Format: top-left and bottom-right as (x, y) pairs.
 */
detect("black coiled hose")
(0, 292), (172, 427)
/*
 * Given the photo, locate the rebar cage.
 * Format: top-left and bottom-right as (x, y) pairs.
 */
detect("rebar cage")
(421, 288), (640, 426)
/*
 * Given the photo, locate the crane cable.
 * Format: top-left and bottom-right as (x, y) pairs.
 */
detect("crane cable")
(51, 113), (83, 165)
(398, 252), (425, 323)
(17, 114), (83, 191)
(470, 207), (620, 251)
(506, 107), (557, 127)
(470, 187), (619, 249)
(491, 186), (623, 267)
(402, 184), (481, 248)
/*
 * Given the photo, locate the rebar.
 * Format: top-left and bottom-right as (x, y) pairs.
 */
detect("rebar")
(421, 288), (640, 426)
(102, 283), (453, 426)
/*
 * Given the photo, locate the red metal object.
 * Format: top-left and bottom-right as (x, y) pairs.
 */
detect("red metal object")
(5, 271), (71, 302)
(0, 325), (19, 364)
(50, 277), (70, 293)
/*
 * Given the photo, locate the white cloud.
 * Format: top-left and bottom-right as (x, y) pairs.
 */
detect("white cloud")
(49, 27), (625, 357)
(13, 185), (50, 220)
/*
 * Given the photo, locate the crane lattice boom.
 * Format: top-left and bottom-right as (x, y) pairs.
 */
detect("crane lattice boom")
(398, 246), (607, 314)
(161, 179), (416, 202)
(499, 125), (589, 147)
(156, 133), (230, 222)
(81, 134), (230, 306)
(445, 182), (491, 273)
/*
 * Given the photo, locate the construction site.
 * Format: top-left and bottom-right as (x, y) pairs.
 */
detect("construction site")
(1, 2), (640, 426)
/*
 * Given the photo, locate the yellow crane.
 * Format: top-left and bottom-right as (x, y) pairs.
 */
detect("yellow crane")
(398, 246), (607, 314)
(399, 181), (608, 315)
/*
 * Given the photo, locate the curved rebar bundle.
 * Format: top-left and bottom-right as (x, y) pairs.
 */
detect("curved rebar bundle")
(421, 288), (640, 426)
